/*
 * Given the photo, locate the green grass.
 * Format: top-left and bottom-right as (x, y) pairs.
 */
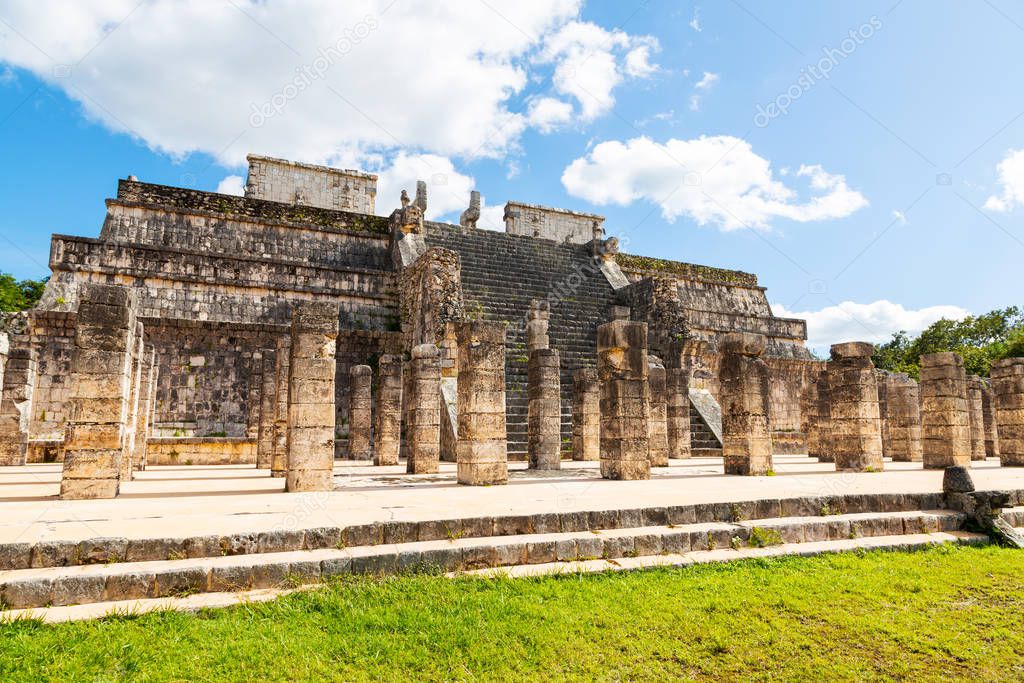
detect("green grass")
(1, 546), (1023, 681)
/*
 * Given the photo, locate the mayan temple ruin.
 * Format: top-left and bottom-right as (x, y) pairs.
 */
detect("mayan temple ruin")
(1, 153), (1022, 614)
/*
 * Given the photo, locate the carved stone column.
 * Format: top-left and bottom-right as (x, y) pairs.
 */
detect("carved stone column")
(980, 379), (1000, 459)
(407, 344), (441, 474)
(271, 337), (290, 478)
(348, 365), (372, 460)
(920, 352), (971, 469)
(60, 283), (138, 500)
(827, 342), (883, 472)
(597, 319), (650, 480)
(571, 368), (599, 461)
(665, 366), (692, 460)
(0, 345), (36, 466)
(132, 346), (156, 472)
(647, 356), (669, 467)
(967, 375), (987, 461)
(805, 368), (833, 462)
(991, 357), (1024, 467)
(256, 349), (277, 469)
(528, 347), (561, 470)
(121, 322), (145, 481)
(455, 321), (508, 485)
(285, 302), (338, 492)
(374, 354), (403, 466)
(719, 332), (773, 476)
(887, 374), (923, 462)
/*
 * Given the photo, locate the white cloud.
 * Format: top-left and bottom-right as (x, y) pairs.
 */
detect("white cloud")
(477, 203), (506, 231)
(373, 152), (476, 221)
(216, 175), (245, 196)
(537, 20), (659, 121)
(689, 9), (702, 32)
(694, 72), (719, 90)
(891, 209), (907, 225)
(773, 300), (969, 353)
(688, 94), (702, 112)
(984, 148), (1024, 212)
(527, 97), (574, 133)
(561, 135), (868, 230)
(0, 1), (648, 167)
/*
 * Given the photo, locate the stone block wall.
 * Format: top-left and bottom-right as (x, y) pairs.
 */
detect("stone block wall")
(26, 312), (74, 441)
(244, 154), (377, 213)
(0, 345), (36, 466)
(503, 201), (604, 244)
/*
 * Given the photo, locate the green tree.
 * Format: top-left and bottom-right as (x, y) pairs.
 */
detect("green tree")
(0, 273), (48, 312)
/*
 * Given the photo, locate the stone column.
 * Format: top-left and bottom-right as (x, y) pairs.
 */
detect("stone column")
(805, 368), (833, 462)
(827, 342), (883, 472)
(967, 375), (987, 461)
(887, 374), (923, 462)
(60, 284), (138, 500)
(348, 365), (373, 460)
(120, 322), (145, 481)
(647, 356), (669, 467)
(920, 352), (971, 469)
(407, 343), (441, 474)
(666, 366), (692, 459)
(571, 368), (599, 461)
(719, 332), (773, 476)
(597, 319), (650, 480)
(981, 380), (1000, 459)
(0, 345), (36, 466)
(374, 354), (403, 466)
(132, 346), (156, 472)
(526, 299), (550, 353)
(271, 338), (290, 478)
(876, 371), (892, 459)
(528, 348), (561, 470)
(991, 357), (1024, 467)
(455, 321), (508, 485)
(256, 349), (277, 469)
(285, 302), (338, 492)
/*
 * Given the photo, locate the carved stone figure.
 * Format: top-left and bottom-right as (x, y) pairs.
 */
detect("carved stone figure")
(460, 191), (481, 228)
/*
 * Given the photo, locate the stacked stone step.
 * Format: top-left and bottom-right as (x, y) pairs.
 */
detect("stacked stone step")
(991, 357), (1024, 467)
(688, 404), (721, 454)
(719, 332), (774, 475)
(827, 342), (884, 472)
(425, 224), (617, 458)
(919, 352), (971, 469)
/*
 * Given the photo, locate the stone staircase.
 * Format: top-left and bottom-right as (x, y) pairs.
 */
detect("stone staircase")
(3, 492), (1019, 615)
(426, 225), (617, 459)
(689, 404), (723, 456)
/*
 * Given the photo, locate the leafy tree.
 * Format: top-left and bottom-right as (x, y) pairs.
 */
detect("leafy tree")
(872, 306), (1024, 378)
(0, 273), (48, 312)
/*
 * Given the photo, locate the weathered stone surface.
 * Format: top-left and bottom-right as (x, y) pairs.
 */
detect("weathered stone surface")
(348, 364), (373, 460)
(980, 379), (1000, 459)
(61, 284), (138, 500)
(373, 354), (402, 466)
(285, 302), (338, 492)
(456, 321), (508, 485)
(992, 357), (1024, 467)
(527, 348), (561, 470)
(571, 368), (599, 461)
(967, 375), (987, 461)
(256, 349), (278, 469)
(920, 352), (971, 469)
(886, 374), (923, 463)
(597, 320), (650, 480)
(665, 366), (692, 459)
(407, 343), (441, 474)
(0, 346), (36, 466)
(719, 333), (773, 475)
(271, 337), (290, 478)
(942, 465), (975, 493)
(805, 367), (832, 462)
(647, 356), (669, 467)
(827, 342), (883, 472)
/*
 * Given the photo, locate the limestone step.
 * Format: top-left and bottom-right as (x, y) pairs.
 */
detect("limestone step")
(0, 509), (969, 610)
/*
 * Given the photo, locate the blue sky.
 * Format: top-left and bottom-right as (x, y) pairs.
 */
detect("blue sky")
(1, 1), (1022, 354)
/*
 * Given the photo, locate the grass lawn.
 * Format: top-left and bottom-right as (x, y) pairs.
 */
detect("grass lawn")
(1, 545), (1022, 681)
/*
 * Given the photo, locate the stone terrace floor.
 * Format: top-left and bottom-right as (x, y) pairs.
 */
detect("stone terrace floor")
(1, 457), (1021, 547)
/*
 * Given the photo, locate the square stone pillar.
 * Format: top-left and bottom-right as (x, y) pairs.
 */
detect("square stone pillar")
(60, 284), (138, 500)
(374, 354), (403, 466)
(121, 322), (145, 481)
(348, 365), (373, 460)
(966, 375), (987, 461)
(920, 352), (971, 469)
(887, 374), (923, 462)
(597, 320), (650, 480)
(719, 333), (774, 476)
(647, 356), (669, 467)
(256, 349), (277, 469)
(980, 379), (1000, 459)
(876, 371), (892, 459)
(271, 338), (290, 478)
(407, 344), (441, 474)
(0, 345), (36, 466)
(991, 357), (1024, 466)
(455, 321), (508, 485)
(666, 366), (692, 459)
(285, 302), (338, 492)
(571, 368), (599, 461)
(528, 348), (561, 470)
(827, 342), (883, 472)
(132, 346), (156, 472)
(806, 368), (833, 462)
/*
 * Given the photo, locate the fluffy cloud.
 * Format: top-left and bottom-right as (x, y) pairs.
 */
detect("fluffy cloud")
(984, 148), (1024, 212)
(373, 153), (475, 221)
(0, 1), (652, 168)
(527, 97), (574, 133)
(216, 175), (245, 196)
(773, 300), (969, 353)
(561, 135), (868, 230)
(688, 72), (719, 111)
(537, 21), (659, 121)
